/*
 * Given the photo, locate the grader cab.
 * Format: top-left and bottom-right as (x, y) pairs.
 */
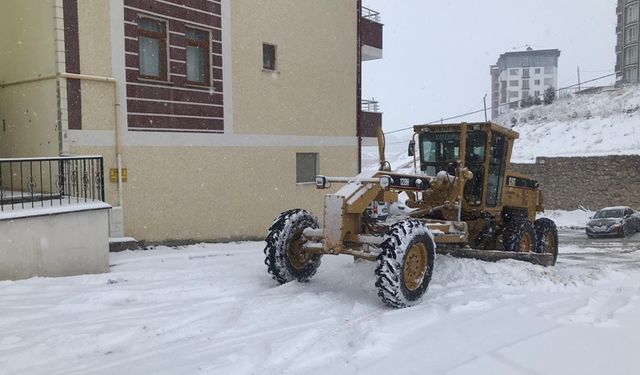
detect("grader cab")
(264, 122), (558, 308)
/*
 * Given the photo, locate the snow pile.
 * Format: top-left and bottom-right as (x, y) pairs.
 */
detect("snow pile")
(496, 86), (640, 162)
(538, 209), (594, 229)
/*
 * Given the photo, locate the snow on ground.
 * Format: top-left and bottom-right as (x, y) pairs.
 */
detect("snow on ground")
(1, 233), (640, 375)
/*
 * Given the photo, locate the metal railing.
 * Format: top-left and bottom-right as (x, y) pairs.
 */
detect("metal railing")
(362, 6), (381, 23)
(0, 156), (105, 212)
(361, 99), (381, 113)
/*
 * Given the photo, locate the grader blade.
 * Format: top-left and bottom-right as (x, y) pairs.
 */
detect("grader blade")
(436, 247), (556, 267)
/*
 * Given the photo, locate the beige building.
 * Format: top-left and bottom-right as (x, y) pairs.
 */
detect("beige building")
(0, 0), (384, 242)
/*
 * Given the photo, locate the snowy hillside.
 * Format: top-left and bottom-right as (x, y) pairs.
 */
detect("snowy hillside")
(497, 86), (640, 162)
(363, 85), (640, 170)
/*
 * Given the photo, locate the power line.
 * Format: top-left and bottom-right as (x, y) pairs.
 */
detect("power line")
(383, 72), (616, 135)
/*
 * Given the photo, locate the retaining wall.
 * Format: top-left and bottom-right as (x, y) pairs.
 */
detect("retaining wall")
(511, 155), (640, 211)
(0, 204), (110, 280)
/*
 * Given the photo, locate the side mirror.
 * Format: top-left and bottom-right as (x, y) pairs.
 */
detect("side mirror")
(408, 140), (415, 157)
(446, 161), (458, 176)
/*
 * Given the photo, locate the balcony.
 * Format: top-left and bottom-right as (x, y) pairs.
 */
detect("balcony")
(361, 6), (383, 61)
(359, 99), (382, 138)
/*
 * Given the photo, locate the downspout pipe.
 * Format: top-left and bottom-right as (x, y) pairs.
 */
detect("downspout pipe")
(59, 72), (123, 207)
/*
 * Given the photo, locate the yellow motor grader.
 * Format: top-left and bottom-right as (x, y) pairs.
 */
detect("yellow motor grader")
(264, 122), (558, 308)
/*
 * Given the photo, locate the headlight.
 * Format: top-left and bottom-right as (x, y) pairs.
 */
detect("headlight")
(415, 178), (423, 188)
(315, 175), (330, 189)
(379, 176), (392, 191)
(610, 223), (621, 229)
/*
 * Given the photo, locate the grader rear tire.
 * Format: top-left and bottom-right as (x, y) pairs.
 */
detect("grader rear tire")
(375, 220), (436, 308)
(264, 209), (322, 284)
(534, 218), (559, 265)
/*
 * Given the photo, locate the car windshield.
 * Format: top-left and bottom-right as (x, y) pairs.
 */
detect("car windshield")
(594, 209), (624, 219)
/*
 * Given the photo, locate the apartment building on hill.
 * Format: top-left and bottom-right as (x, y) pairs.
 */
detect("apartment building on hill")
(490, 47), (560, 119)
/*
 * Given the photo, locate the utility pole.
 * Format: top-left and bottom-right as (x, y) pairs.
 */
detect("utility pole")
(483, 94), (488, 122)
(577, 66), (581, 91)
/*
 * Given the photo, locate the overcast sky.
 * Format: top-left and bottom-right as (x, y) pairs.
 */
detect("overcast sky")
(362, 0), (618, 134)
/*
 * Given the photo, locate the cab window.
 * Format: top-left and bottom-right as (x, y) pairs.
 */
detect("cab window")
(486, 133), (508, 207)
(420, 132), (460, 176)
(463, 132), (487, 206)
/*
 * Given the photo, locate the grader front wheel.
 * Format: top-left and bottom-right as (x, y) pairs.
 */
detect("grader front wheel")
(403, 243), (429, 291)
(264, 209), (322, 284)
(375, 220), (436, 308)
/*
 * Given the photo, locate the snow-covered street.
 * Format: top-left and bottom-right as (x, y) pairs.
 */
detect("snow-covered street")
(1, 229), (639, 375)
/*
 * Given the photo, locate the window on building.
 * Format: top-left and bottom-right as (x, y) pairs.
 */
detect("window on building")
(509, 69), (518, 75)
(626, 26), (638, 44)
(534, 79), (541, 85)
(522, 80), (530, 90)
(296, 153), (318, 183)
(522, 68), (530, 78)
(535, 68), (541, 74)
(509, 102), (519, 109)
(508, 91), (519, 98)
(263, 43), (277, 71)
(138, 18), (167, 80)
(534, 90), (541, 97)
(509, 80), (519, 87)
(522, 91), (530, 99)
(624, 45), (638, 65)
(544, 78), (553, 86)
(185, 28), (210, 84)
(626, 3), (639, 23)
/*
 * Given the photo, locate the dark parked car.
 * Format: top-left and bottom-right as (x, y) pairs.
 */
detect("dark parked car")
(586, 206), (640, 238)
